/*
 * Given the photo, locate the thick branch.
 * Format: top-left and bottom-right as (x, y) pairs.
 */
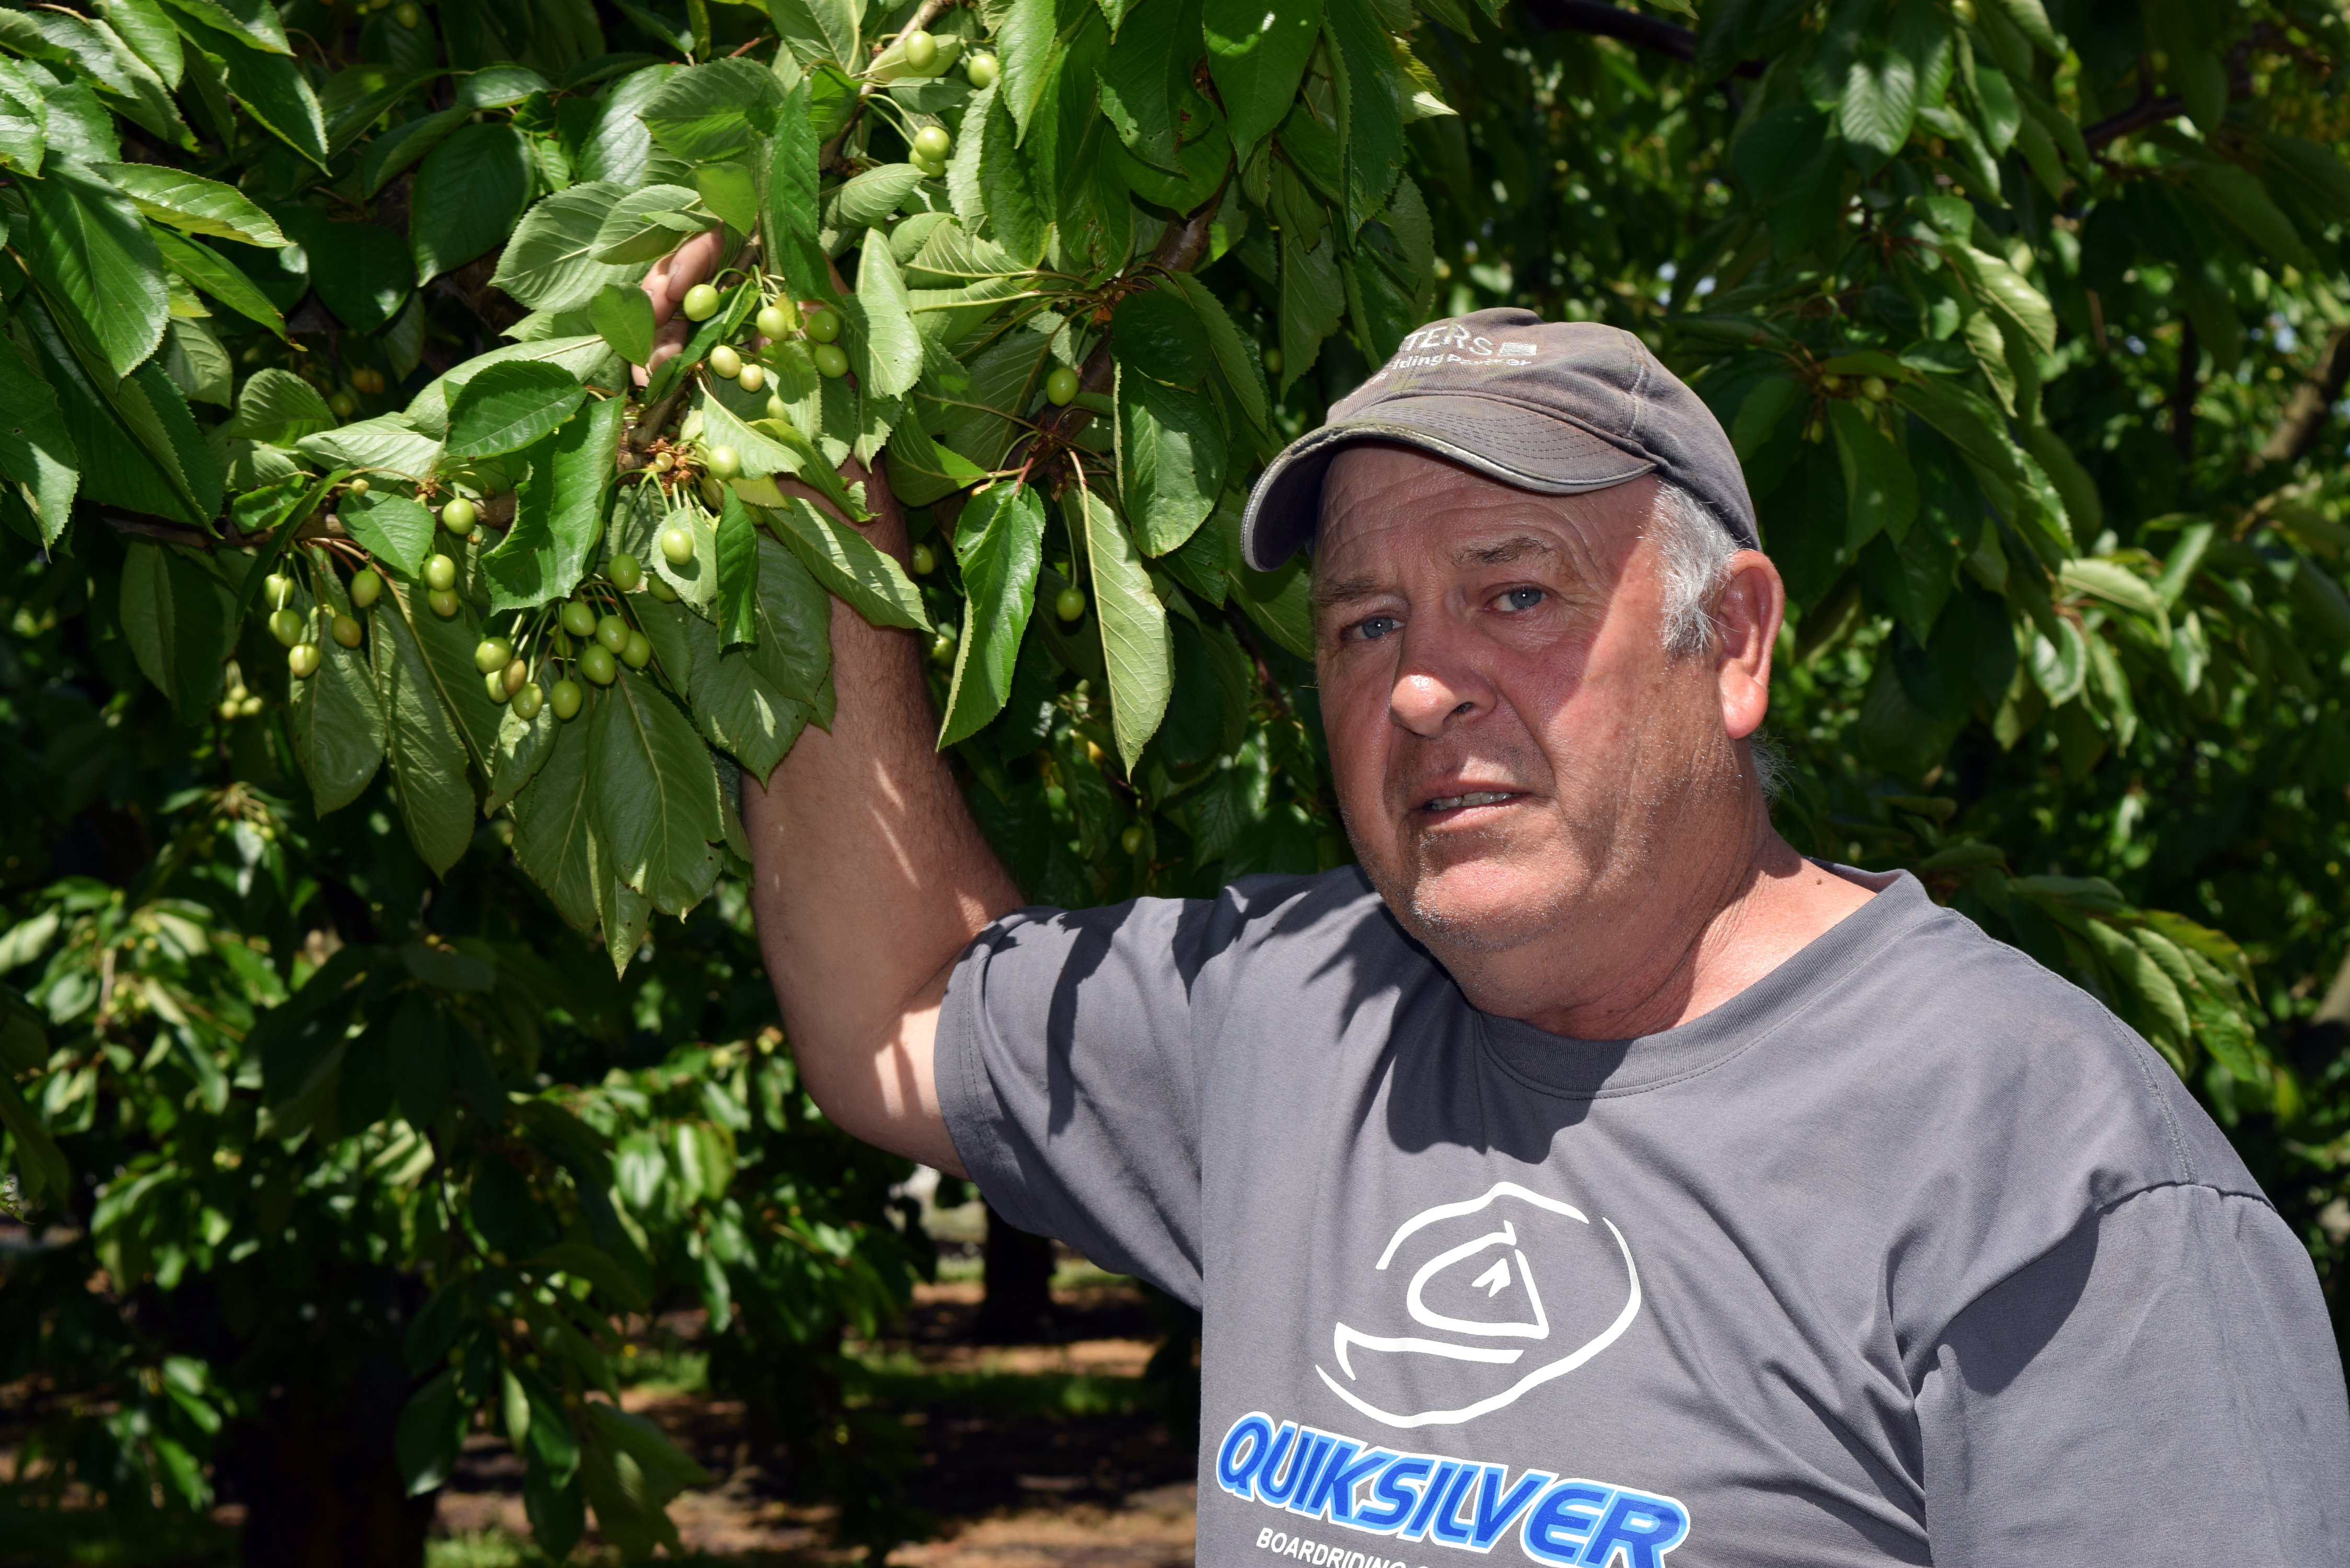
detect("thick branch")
(2082, 94), (2185, 149)
(2259, 324), (2350, 467)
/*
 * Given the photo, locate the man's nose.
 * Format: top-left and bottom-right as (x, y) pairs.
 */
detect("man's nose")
(1389, 643), (1489, 737)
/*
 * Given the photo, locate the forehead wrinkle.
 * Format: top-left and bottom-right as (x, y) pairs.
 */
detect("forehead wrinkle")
(1450, 533), (1557, 570)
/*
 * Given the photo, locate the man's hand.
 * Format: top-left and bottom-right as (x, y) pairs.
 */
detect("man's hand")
(643, 233), (1024, 1174)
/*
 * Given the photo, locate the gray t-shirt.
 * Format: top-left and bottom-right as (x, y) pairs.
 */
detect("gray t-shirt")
(936, 867), (2350, 1566)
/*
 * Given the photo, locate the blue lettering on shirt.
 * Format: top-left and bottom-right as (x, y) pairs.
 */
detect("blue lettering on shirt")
(1215, 1412), (1689, 1568)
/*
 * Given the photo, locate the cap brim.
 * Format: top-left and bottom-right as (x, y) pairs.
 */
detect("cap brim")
(1240, 394), (1656, 572)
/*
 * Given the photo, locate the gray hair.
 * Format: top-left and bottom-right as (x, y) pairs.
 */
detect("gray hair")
(1649, 481), (1738, 658)
(1646, 481), (1787, 797)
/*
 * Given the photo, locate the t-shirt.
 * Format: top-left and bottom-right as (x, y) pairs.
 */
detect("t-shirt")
(936, 866), (2350, 1567)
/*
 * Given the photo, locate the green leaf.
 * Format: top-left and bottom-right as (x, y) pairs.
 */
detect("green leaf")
(490, 181), (641, 313)
(485, 398), (624, 610)
(638, 57), (782, 163)
(394, 1371), (463, 1497)
(160, 0), (291, 54)
(850, 238), (923, 400)
(588, 182), (705, 264)
(358, 107), (467, 198)
(997, 0), (1099, 144)
(410, 122), (534, 284)
(1949, 245), (2056, 355)
(1118, 370), (1226, 556)
(91, 163), (282, 245)
(0, 337), (80, 546)
(120, 540), (234, 725)
(2181, 161), (2315, 272)
(177, 14), (330, 166)
(19, 297), (216, 525)
(291, 617), (387, 814)
(767, 0), (858, 67)
(512, 713), (598, 929)
(224, 367), (335, 443)
(1111, 290), (1212, 385)
(299, 414), (443, 479)
(150, 227), (285, 337)
(342, 494), (438, 579)
(17, 156), (168, 381)
(444, 363), (589, 459)
(486, 693), (558, 814)
(589, 282), (656, 365)
(1168, 273), (1270, 436)
(1277, 228), (1345, 393)
(590, 670), (722, 915)
(764, 496), (930, 631)
(0, 59), (49, 176)
(714, 491), (760, 648)
(373, 582), (485, 875)
(763, 77), (831, 302)
(830, 163), (923, 230)
(1099, 0), (1184, 169)
(939, 483), (1047, 746)
(302, 218), (415, 334)
(0, 1074), (70, 1208)
(1984, 0), (2058, 55)
(1829, 402), (1918, 553)
(1322, 0), (1403, 232)
(529, 1240), (651, 1316)
(1073, 488), (1172, 768)
(1204, 0), (1322, 153)
(976, 87), (1050, 264)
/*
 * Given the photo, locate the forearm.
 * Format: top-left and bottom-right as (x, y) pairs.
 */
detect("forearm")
(741, 474), (1022, 1172)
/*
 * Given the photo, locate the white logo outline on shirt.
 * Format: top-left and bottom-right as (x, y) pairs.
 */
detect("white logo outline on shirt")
(1317, 1182), (1642, 1429)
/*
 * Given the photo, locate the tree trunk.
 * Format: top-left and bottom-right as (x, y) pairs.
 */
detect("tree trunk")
(973, 1203), (1056, 1342)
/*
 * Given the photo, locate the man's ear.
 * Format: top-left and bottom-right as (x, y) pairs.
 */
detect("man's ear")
(1713, 550), (1783, 741)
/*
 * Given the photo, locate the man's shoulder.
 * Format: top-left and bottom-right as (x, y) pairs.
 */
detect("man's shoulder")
(1831, 893), (2256, 1198)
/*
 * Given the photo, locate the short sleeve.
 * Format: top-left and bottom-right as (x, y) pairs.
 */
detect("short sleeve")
(1918, 1183), (2350, 1564)
(935, 897), (1215, 1306)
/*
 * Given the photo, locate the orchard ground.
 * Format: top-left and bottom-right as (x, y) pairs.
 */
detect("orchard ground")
(0, 1187), (1200, 1568)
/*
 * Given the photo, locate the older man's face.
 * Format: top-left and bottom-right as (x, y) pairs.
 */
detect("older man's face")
(1312, 446), (1741, 958)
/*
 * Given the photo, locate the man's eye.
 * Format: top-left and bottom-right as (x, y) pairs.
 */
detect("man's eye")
(1497, 586), (1545, 613)
(1353, 615), (1400, 642)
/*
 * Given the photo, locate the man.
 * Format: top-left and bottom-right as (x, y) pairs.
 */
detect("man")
(744, 307), (2350, 1565)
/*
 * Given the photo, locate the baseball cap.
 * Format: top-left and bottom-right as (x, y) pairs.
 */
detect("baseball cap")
(1240, 308), (1758, 572)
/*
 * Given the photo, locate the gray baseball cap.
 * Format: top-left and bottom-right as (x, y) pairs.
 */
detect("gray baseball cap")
(1240, 308), (1758, 572)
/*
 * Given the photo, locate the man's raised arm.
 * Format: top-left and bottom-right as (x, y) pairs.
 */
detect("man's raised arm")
(739, 473), (1021, 1175)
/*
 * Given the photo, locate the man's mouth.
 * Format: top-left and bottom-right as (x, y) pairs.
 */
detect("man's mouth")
(1420, 789), (1522, 813)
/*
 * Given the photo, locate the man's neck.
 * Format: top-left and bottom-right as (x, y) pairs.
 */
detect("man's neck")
(1436, 805), (1880, 1042)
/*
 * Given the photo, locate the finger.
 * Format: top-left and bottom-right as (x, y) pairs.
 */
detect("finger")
(665, 228), (727, 307)
(642, 256), (676, 327)
(643, 317), (693, 377)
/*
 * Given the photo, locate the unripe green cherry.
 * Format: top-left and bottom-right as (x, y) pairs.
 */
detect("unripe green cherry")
(331, 614), (364, 649)
(1044, 366), (1080, 406)
(913, 125), (952, 162)
(579, 642), (618, 685)
(1819, 373), (1844, 395)
(265, 572), (295, 609)
(766, 394), (790, 421)
(329, 391), (357, 418)
(705, 444), (742, 480)
(756, 305), (792, 340)
(484, 670), (511, 704)
(394, 1), (422, 25)
(621, 630), (652, 669)
(738, 363), (766, 394)
(561, 600), (598, 638)
(813, 343), (849, 378)
(1952, 0), (1975, 21)
(710, 343), (743, 379)
(1262, 346), (1283, 375)
(930, 631), (958, 667)
(607, 551), (645, 591)
(423, 553), (458, 592)
(648, 574), (681, 603)
(347, 477), (370, 497)
(428, 588), (460, 618)
(550, 678), (584, 720)
(268, 607), (305, 646)
(238, 695), (264, 718)
(902, 29), (937, 71)
(512, 682), (546, 721)
(805, 307), (841, 344)
(474, 636), (513, 674)
(965, 52), (999, 88)
(682, 282), (721, 321)
(1862, 376), (1891, 402)
(1121, 824), (1145, 855)
(1055, 585), (1087, 621)
(910, 541), (937, 575)
(288, 642), (322, 678)
(441, 495), (478, 532)
(350, 568), (383, 608)
(661, 524), (697, 566)
(595, 614), (629, 653)
(911, 154), (946, 179)
(502, 659), (527, 696)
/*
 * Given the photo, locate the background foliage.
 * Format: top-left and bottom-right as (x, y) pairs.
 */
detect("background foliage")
(2, 0), (2348, 1560)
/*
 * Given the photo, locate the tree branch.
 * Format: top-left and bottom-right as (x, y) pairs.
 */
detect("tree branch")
(1512, 0), (1762, 79)
(2259, 324), (2350, 467)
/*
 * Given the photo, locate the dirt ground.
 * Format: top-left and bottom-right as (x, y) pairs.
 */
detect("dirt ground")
(429, 1272), (1200, 1568)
